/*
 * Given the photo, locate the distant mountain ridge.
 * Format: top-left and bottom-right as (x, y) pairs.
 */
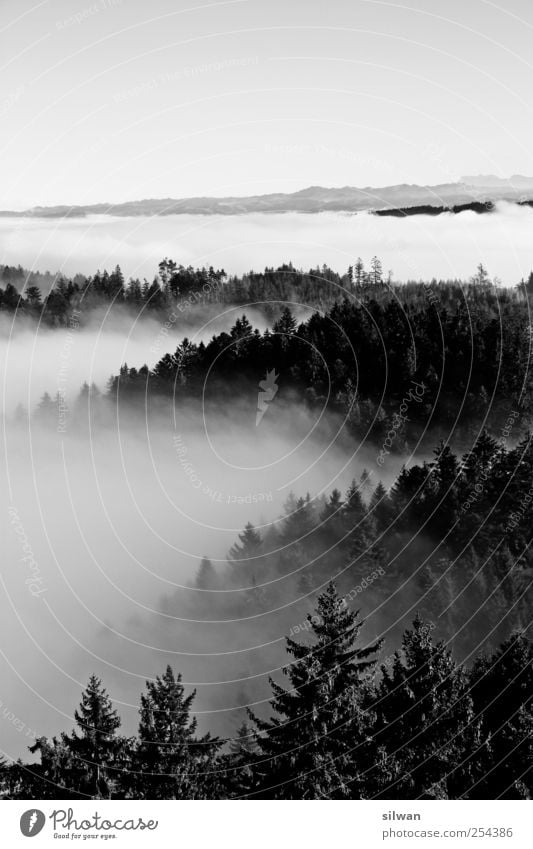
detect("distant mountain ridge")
(2, 178), (533, 218)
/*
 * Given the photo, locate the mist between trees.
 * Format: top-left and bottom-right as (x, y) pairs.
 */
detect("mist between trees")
(1, 584), (530, 800)
(2, 257), (532, 800)
(2, 425), (532, 800)
(5, 258), (533, 442)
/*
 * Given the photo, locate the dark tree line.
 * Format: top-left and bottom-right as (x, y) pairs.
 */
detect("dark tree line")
(1, 583), (530, 800)
(7, 258), (533, 441)
(95, 271), (532, 441)
(3, 255), (532, 335)
(1, 257), (390, 325)
(18, 279), (533, 445)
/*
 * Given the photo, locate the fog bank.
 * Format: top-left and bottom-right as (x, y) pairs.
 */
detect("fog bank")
(2, 392), (412, 760)
(1, 203), (532, 284)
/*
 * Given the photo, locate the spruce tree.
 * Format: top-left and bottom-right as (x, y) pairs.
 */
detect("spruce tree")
(368, 480), (392, 532)
(273, 307), (297, 337)
(34, 391), (56, 427)
(249, 582), (381, 798)
(222, 720), (258, 797)
(428, 442), (461, 540)
(342, 479), (370, 552)
(29, 676), (128, 799)
(135, 665), (220, 799)
(469, 632), (533, 799)
(70, 675), (124, 798)
(374, 617), (479, 799)
(353, 257), (365, 287)
(318, 488), (344, 549)
(370, 256), (383, 285)
(228, 523), (264, 585)
(195, 556), (218, 589)
(25, 284), (42, 308)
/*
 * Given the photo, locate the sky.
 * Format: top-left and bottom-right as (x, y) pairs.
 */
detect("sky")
(2, 0), (533, 208)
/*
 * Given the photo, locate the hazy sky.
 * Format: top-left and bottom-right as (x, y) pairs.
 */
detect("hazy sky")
(2, 0), (533, 207)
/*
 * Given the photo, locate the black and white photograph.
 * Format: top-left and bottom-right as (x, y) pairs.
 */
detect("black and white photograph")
(1, 0), (532, 843)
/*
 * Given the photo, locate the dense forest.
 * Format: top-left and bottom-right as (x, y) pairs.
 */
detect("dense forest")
(2, 258), (532, 799)
(6, 256), (533, 446)
(2, 255), (533, 324)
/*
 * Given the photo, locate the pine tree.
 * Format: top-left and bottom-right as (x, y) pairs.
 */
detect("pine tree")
(135, 665), (220, 799)
(370, 256), (383, 286)
(1, 281), (22, 309)
(249, 582), (382, 798)
(25, 284), (42, 308)
(34, 391), (57, 427)
(368, 481), (392, 533)
(277, 494), (317, 580)
(360, 468), (373, 494)
(458, 430), (501, 550)
(427, 441), (461, 540)
(29, 735), (80, 799)
(126, 277), (143, 306)
(230, 315), (253, 340)
(228, 523), (264, 585)
(374, 617), (479, 799)
(29, 676), (128, 799)
(353, 258), (365, 287)
(469, 631), (533, 799)
(318, 488), (344, 549)
(281, 493), (316, 544)
(273, 307), (297, 337)
(70, 675), (124, 798)
(195, 556), (218, 589)
(460, 429), (500, 487)
(471, 263), (490, 286)
(342, 479), (373, 557)
(109, 265), (125, 299)
(222, 720), (258, 797)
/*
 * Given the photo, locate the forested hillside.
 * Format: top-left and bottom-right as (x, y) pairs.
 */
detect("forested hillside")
(3, 259), (532, 800)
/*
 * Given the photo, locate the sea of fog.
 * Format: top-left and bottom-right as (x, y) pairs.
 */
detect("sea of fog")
(1, 202), (533, 284)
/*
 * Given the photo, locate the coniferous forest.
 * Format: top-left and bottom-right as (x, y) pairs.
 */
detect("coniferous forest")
(1, 258), (532, 800)
(5, 2), (533, 840)
(1, 590), (531, 800)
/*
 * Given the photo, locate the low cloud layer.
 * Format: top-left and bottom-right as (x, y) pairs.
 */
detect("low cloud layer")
(1, 202), (533, 284)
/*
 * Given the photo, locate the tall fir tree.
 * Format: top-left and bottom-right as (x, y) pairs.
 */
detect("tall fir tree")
(228, 523), (264, 585)
(195, 556), (218, 589)
(374, 617), (480, 799)
(221, 720), (258, 797)
(134, 665), (220, 799)
(249, 582), (382, 798)
(70, 674), (125, 798)
(30, 675), (128, 799)
(469, 631), (533, 799)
